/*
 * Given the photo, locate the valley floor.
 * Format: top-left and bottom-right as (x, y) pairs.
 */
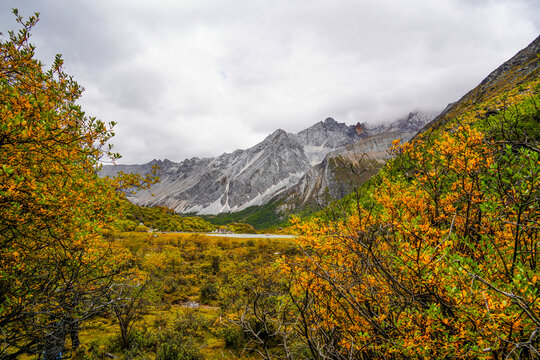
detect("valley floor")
(68, 231), (295, 360)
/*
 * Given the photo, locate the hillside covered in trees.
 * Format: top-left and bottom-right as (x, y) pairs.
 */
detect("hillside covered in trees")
(112, 201), (217, 233)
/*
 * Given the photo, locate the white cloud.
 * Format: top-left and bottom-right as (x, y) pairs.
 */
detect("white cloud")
(1, 0), (538, 163)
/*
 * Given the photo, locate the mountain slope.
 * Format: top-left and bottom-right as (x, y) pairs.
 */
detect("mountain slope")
(420, 35), (540, 136)
(102, 129), (311, 214)
(293, 117), (368, 165)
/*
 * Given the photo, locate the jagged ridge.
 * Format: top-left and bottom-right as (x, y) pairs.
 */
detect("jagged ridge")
(100, 112), (436, 214)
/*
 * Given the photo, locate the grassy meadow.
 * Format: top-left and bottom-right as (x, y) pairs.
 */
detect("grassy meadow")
(70, 232), (296, 360)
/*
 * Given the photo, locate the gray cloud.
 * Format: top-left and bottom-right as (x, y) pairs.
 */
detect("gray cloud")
(1, 0), (539, 163)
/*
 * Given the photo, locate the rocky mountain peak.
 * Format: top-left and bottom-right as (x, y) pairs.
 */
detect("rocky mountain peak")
(265, 128), (288, 140)
(260, 129), (295, 149)
(387, 111), (437, 132)
(144, 158), (176, 170)
(324, 117), (337, 125)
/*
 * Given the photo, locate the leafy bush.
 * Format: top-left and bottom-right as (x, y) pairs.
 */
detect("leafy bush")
(280, 81), (540, 359)
(228, 222), (256, 234)
(135, 224), (149, 232)
(173, 311), (207, 337)
(222, 326), (245, 349)
(199, 282), (219, 303)
(110, 328), (157, 353)
(156, 337), (202, 360)
(211, 255), (221, 274)
(153, 315), (168, 330)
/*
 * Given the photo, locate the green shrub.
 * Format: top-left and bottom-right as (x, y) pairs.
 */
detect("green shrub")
(173, 311), (207, 337)
(222, 326), (245, 349)
(84, 337), (114, 359)
(199, 282), (219, 302)
(135, 224), (149, 232)
(211, 255), (220, 274)
(153, 315), (168, 330)
(109, 328), (157, 353)
(228, 222), (256, 234)
(156, 338), (202, 360)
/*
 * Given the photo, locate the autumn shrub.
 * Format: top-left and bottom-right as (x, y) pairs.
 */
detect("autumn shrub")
(83, 337), (114, 359)
(211, 255), (221, 274)
(136, 224), (150, 232)
(153, 315), (169, 331)
(0, 11), (154, 358)
(103, 328), (158, 357)
(272, 81), (540, 359)
(116, 219), (138, 232)
(228, 222), (257, 234)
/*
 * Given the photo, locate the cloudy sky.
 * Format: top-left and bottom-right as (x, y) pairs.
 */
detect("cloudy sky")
(1, 0), (539, 164)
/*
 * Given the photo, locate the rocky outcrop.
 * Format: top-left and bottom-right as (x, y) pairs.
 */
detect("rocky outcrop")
(280, 111), (436, 210)
(292, 117), (369, 165)
(355, 123), (366, 135)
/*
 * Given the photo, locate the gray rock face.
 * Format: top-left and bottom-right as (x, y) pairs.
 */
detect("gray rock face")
(278, 110), (439, 210)
(293, 117), (368, 165)
(100, 111), (437, 214)
(281, 130), (418, 210)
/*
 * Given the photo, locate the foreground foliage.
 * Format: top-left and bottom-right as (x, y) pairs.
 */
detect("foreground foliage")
(0, 12), (148, 359)
(245, 80), (540, 359)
